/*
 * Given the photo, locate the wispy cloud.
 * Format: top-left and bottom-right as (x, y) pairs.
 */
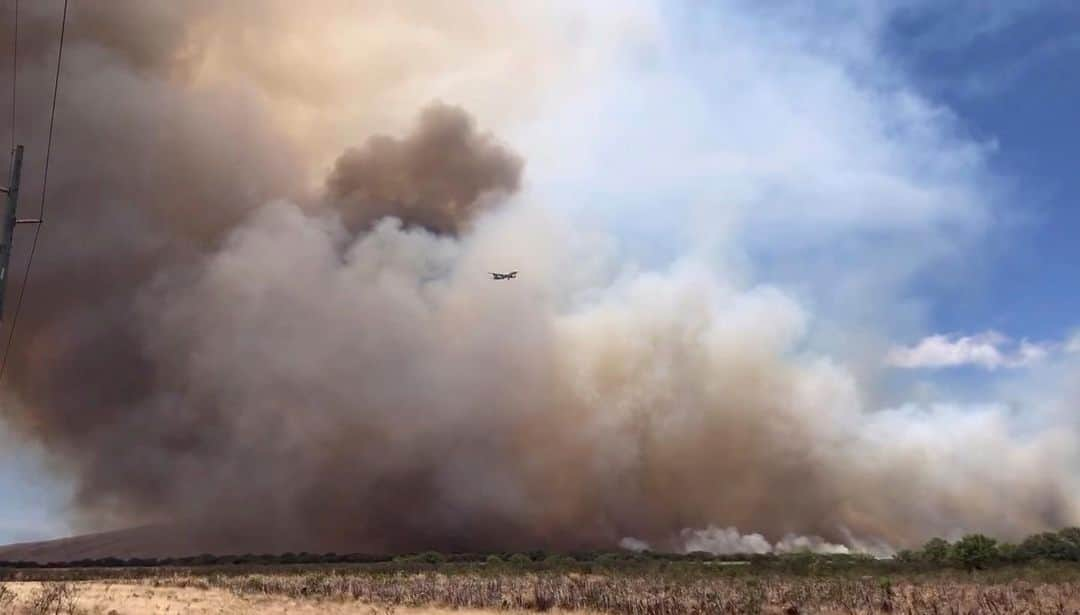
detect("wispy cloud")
(885, 331), (1054, 370)
(1066, 332), (1080, 355)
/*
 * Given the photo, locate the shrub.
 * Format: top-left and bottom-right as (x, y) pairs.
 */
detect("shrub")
(1018, 532), (1073, 561)
(949, 534), (998, 570)
(26, 582), (79, 615)
(1058, 527), (1080, 560)
(416, 551), (446, 565)
(920, 538), (951, 564)
(0, 584), (14, 613)
(894, 549), (917, 563)
(543, 554), (576, 567)
(996, 542), (1020, 563)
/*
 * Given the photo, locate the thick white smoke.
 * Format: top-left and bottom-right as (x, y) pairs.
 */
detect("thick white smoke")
(102, 194), (1078, 552)
(670, 526), (889, 556)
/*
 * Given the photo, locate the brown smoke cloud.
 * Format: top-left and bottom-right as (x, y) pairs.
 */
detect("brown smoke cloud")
(327, 103), (523, 235)
(0, 1), (1077, 556)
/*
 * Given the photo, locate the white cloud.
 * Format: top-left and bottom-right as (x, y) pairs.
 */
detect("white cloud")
(885, 331), (1054, 370)
(1066, 331), (1080, 355)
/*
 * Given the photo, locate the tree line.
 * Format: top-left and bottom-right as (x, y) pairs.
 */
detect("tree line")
(3, 527), (1080, 570)
(895, 527), (1080, 570)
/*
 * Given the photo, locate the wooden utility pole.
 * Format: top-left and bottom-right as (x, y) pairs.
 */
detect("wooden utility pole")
(0, 145), (24, 321)
(0, 143), (45, 321)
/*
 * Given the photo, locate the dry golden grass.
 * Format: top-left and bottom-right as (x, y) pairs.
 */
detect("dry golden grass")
(4, 571), (1080, 614)
(1, 581), (592, 615)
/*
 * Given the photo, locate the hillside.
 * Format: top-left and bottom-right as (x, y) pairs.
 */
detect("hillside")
(0, 525), (291, 563)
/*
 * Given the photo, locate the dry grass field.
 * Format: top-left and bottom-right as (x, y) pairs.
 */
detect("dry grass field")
(0, 580), (575, 615)
(4, 569), (1080, 614)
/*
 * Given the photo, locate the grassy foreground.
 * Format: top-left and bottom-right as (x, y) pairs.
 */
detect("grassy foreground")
(4, 560), (1080, 614)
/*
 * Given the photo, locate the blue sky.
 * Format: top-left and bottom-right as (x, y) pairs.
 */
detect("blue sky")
(0, 429), (69, 543)
(1, 1), (1079, 546)
(882, 1), (1080, 341)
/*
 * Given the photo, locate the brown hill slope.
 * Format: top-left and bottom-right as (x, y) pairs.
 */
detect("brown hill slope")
(0, 525), (303, 563)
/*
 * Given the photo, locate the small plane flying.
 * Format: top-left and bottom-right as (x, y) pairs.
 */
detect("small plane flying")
(489, 271), (518, 280)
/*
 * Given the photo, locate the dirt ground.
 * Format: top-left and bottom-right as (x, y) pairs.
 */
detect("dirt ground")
(2, 581), (595, 615)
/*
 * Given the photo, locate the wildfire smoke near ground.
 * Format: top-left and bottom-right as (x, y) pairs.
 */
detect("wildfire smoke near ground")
(0, 1), (1078, 559)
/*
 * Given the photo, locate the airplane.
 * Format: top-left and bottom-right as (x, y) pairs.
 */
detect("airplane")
(489, 271), (518, 280)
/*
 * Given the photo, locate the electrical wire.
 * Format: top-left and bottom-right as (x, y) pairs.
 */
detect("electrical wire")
(8, 0), (16, 152)
(0, 0), (67, 382)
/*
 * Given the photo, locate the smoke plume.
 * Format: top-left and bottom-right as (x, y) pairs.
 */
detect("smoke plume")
(327, 103), (523, 236)
(672, 526), (892, 557)
(0, 2), (1077, 556)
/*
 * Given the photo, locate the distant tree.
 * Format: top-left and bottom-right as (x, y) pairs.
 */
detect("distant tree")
(416, 551), (446, 564)
(920, 538), (951, 564)
(996, 543), (1020, 563)
(893, 549), (917, 563)
(949, 534), (998, 571)
(447, 553), (480, 563)
(344, 553), (387, 563)
(1018, 532), (1071, 561)
(508, 553), (532, 565)
(572, 551), (600, 562)
(596, 553), (622, 565)
(1058, 528), (1080, 560)
(485, 554), (503, 565)
(543, 554), (576, 567)
(193, 553), (219, 566)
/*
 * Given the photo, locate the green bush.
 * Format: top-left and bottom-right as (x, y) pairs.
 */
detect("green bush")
(920, 538), (951, 564)
(949, 534), (998, 570)
(1018, 532), (1073, 561)
(1058, 528), (1080, 560)
(894, 549), (917, 563)
(596, 553), (622, 565)
(996, 543), (1020, 563)
(542, 554), (576, 567)
(416, 551), (446, 565)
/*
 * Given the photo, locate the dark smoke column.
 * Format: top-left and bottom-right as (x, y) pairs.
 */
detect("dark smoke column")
(327, 102), (523, 236)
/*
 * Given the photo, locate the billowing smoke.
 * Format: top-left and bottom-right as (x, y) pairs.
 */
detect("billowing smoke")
(0, 2), (1077, 556)
(680, 527), (773, 556)
(671, 526), (892, 557)
(327, 103), (523, 236)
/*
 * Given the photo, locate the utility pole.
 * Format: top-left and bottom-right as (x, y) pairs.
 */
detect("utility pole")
(0, 145), (24, 321)
(0, 145), (40, 322)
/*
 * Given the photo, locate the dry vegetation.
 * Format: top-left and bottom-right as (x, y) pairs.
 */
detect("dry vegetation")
(160, 571), (1080, 614)
(4, 569), (1080, 614)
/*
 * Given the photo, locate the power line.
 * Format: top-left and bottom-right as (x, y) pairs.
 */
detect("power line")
(0, 0), (67, 382)
(9, 0), (16, 152)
